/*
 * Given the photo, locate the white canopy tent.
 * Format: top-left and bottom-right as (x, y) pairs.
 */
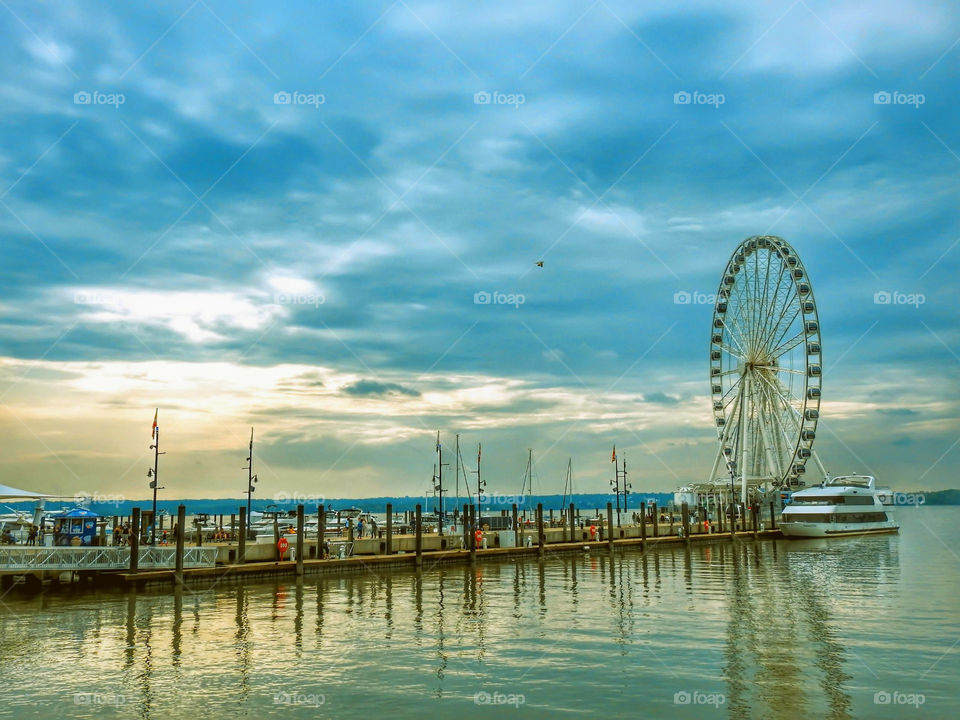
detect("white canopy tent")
(0, 483), (55, 501)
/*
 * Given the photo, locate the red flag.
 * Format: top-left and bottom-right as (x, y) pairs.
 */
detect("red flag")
(611, 445), (616, 463)
(151, 408), (158, 439)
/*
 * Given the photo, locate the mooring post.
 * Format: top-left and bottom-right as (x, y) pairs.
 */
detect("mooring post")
(730, 503), (737, 539)
(752, 504), (759, 539)
(640, 504), (646, 545)
(415, 503), (423, 567)
(537, 503), (545, 557)
(769, 501), (777, 531)
(549, 508), (554, 526)
(129, 507), (141, 572)
(317, 504), (325, 557)
(296, 504), (304, 576)
(230, 513), (236, 542)
(651, 501), (659, 537)
(511, 503), (518, 546)
(569, 502), (575, 543)
(463, 504), (470, 550)
(470, 505), (479, 563)
(681, 502), (690, 544)
(385, 502), (393, 556)
(175, 504), (185, 583)
(606, 502), (614, 551)
(238, 506), (246, 563)
(196, 515), (202, 547)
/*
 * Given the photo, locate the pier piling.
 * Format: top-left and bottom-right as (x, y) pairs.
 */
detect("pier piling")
(129, 507), (140, 572)
(681, 502), (690, 544)
(537, 503), (545, 557)
(752, 504), (759, 539)
(415, 504), (423, 567)
(640, 506), (646, 545)
(569, 502), (575, 542)
(175, 504), (185, 583)
(469, 505), (477, 564)
(651, 501), (659, 537)
(238, 506), (247, 563)
(606, 503), (614, 551)
(769, 501), (777, 530)
(385, 502), (393, 555)
(296, 504), (304, 576)
(511, 503), (518, 546)
(317, 504), (325, 557)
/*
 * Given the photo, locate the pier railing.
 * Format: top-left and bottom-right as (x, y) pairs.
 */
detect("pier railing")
(0, 546), (218, 572)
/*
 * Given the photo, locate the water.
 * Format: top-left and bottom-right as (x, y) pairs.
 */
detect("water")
(1, 508), (957, 719)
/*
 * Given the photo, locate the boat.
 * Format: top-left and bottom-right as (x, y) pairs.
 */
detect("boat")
(779, 475), (899, 537)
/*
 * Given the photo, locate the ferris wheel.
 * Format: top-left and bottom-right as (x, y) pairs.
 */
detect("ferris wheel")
(707, 236), (827, 501)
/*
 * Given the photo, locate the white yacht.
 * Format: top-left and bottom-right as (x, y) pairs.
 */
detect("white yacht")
(779, 475), (899, 537)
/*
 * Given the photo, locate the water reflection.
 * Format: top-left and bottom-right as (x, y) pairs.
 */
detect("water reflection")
(0, 526), (935, 720)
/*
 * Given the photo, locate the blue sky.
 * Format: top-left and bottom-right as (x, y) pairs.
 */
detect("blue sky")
(0, 0), (957, 500)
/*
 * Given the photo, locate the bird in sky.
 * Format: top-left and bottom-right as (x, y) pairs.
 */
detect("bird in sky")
(535, 260), (544, 267)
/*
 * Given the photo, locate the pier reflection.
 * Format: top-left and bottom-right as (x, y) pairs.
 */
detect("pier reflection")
(0, 529), (914, 720)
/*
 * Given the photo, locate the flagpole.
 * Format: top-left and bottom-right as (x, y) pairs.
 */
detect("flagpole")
(148, 408), (161, 546)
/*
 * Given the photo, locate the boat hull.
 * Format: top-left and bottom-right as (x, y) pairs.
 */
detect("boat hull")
(780, 522), (899, 538)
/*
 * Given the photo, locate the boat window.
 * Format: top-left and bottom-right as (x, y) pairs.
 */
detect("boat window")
(789, 495), (874, 505)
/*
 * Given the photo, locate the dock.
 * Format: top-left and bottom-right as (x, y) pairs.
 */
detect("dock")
(1, 499), (784, 591)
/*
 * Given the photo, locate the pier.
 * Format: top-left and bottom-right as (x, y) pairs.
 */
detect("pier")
(1, 500), (783, 591)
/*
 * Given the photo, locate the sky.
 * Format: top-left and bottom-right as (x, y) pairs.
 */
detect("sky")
(0, 0), (957, 502)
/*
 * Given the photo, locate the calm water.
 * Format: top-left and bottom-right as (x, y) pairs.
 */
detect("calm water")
(1, 508), (957, 719)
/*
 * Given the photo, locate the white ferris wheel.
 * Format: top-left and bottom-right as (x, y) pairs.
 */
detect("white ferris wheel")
(707, 236), (828, 501)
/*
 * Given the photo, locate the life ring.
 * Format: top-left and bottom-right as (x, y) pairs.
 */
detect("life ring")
(474, 529), (483, 545)
(589, 525), (597, 538)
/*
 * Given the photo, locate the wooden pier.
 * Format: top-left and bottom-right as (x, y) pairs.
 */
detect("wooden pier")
(1, 501), (784, 591)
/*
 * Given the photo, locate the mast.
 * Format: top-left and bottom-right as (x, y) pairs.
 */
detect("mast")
(436, 431), (446, 536)
(476, 443), (482, 511)
(561, 457), (573, 509)
(245, 427), (258, 522)
(455, 433), (460, 511)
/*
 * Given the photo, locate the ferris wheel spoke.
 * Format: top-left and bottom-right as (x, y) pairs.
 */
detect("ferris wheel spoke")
(770, 330), (806, 358)
(762, 288), (800, 353)
(718, 342), (746, 360)
(768, 304), (803, 353)
(759, 262), (789, 352)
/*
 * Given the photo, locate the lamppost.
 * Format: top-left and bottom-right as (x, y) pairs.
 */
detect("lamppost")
(147, 409), (165, 545)
(244, 427), (258, 532)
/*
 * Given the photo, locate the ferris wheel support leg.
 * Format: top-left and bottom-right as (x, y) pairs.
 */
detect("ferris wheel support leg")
(811, 450), (829, 482)
(739, 375), (751, 505)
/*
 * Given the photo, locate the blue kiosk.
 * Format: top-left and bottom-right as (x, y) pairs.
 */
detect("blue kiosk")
(51, 507), (101, 546)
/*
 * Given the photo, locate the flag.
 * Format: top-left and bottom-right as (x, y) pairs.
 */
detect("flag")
(611, 445), (616, 463)
(151, 408), (158, 439)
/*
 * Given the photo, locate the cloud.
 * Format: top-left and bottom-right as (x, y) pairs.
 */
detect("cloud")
(341, 380), (421, 397)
